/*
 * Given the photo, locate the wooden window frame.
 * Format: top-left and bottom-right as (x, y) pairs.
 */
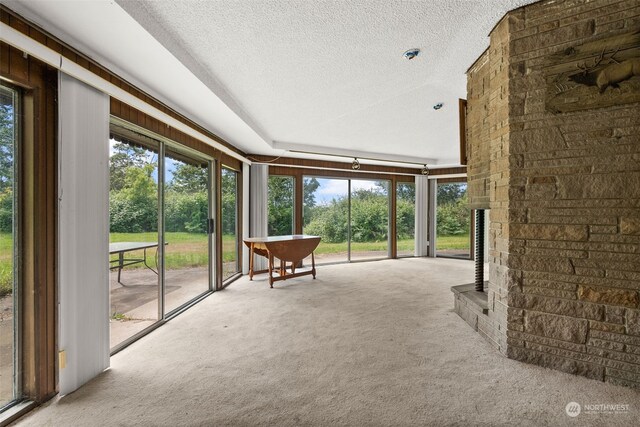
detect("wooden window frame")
(1, 42), (58, 406)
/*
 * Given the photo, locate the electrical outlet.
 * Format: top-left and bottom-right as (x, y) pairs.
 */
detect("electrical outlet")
(59, 350), (66, 370)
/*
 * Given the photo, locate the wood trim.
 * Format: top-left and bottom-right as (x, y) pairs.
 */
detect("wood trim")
(1, 41), (58, 402)
(110, 98), (218, 159)
(220, 152), (242, 171)
(459, 99), (468, 165)
(437, 177), (468, 184)
(253, 155), (466, 177)
(1, 5), (247, 159)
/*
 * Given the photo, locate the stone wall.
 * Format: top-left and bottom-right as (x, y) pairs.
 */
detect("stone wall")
(465, 0), (640, 387)
(466, 50), (491, 210)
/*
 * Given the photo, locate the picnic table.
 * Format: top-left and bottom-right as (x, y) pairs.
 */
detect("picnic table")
(109, 242), (161, 284)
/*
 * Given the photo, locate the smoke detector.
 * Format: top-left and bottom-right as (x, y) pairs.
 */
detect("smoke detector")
(403, 48), (420, 60)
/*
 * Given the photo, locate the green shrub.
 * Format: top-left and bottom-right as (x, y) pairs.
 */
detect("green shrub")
(436, 193), (469, 236)
(165, 191), (208, 233)
(0, 188), (12, 233)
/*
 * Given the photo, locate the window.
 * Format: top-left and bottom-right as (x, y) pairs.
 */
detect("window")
(221, 167), (239, 281)
(268, 175), (294, 235)
(0, 83), (19, 409)
(302, 176), (391, 264)
(109, 121), (215, 350)
(435, 182), (471, 259)
(396, 182), (415, 257)
(163, 146), (211, 314)
(109, 133), (161, 348)
(303, 177), (348, 264)
(350, 180), (390, 261)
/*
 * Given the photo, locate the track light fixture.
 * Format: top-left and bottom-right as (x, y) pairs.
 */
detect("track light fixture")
(352, 158), (361, 170)
(421, 164), (429, 176)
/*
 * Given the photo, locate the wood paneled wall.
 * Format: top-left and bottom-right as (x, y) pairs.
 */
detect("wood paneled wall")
(1, 41), (58, 402)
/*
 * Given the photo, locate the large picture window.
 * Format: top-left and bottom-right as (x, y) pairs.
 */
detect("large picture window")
(268, 175), (294, 236)
(350, 180), (390, 261)
(302, 176), (390, 264)
(396, 182), (416, 257)
(435, 182), (471, 259)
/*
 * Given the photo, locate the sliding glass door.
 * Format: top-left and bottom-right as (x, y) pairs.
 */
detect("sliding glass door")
(163, 147), (211, 314)
(108, 134), (161, 348)
(109, 121), (214, 350)
(0, 84), (19, 408)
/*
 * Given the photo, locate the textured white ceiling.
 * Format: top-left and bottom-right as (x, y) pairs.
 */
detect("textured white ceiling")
(5, 0), (535, 166)
(117, 0), (534, 166)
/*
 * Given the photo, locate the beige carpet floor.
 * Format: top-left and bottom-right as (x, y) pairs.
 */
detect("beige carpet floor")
(14, 258), (640, 426)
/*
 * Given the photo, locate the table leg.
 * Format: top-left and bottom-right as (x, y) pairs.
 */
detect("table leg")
(268, 253), (274, 288)
(117, 252), (124, 284)
(143, 248), (159, 275)
(249, 244), (255, 280)
(311, 251), (316, 279)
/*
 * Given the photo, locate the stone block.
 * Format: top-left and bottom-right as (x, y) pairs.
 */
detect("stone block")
(525, 312), (588, 343)
(577, 286), (640, 308)
(510, 223), (588, 241)
(588, 338), (625, 352)
(556, 174), (640, 200)
(512, 293), (604, 320)
(605, 306), (626, 325)
(589, 320), (626, 334)
(589, 225), (618, 234)
(511, 127), (567, 153)
(620, 218), (640, 235)
(507, 345), (604, 380)
(627, 310), (640, 336)
(510, 254), (575, 274)
(590, 330), (640, 347)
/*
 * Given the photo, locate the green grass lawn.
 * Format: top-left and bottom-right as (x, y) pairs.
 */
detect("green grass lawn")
(0, 231), (470, 295)
(436, 233), (471, 250)
(110, 232), (238, 270)
(0, 232), (13, 295)
(312, 234), (469, 256)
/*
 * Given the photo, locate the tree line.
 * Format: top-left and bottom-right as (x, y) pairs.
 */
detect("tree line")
(267, 178), (469, 244)
(108, 141), (238, 234)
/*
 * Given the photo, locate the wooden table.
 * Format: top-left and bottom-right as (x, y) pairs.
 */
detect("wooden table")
(109, 242), (160, 284)
(244, 235), (321, 288)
